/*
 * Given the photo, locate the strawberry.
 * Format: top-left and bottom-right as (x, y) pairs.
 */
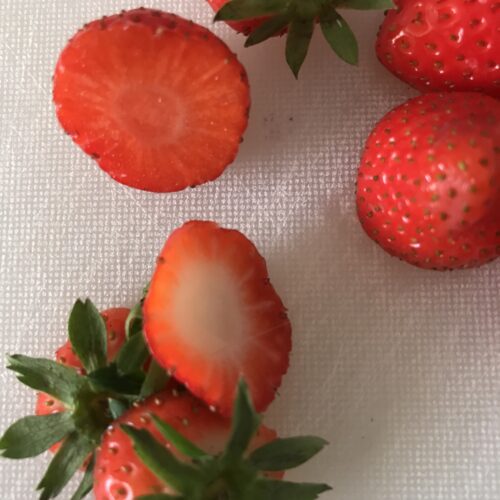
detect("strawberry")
(94, 381), (330, 499)
(376, 0), (500, 97)
(1, 298), (169, 499)
(53, 8), (250, 192)
(207, 0), (268, 34)
(212, 0), (393, 77)
(356, 92), (500, 271)
(35, 308), (129, 455)
(143, 221), (292, 417)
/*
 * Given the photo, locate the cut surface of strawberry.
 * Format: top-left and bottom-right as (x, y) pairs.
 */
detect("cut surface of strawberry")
(93, 388), (281, 499)
(357, 92), (500, 270)
(53, 8), (250, 192)
(143, 221), (291, 416)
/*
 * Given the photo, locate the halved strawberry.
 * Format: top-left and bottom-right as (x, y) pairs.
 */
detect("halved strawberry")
(35, 308), (129, 454)
(94, 387), (282, 499)
(143, 221), (291, 416)
(53, 8), (250, 192)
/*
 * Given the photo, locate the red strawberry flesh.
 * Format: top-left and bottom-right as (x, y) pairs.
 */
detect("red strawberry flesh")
(53, 9), (250, 192)
(143, 221), (291, 417)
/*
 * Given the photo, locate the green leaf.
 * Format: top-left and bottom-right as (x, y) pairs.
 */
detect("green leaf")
(215, 0), (285, 21)
(222, 380), (261, 464)
(0, 413), (74, 459)
(116, 330), (149, 374)
(249, 436), (329, 471)
(247, 479), (332, 499)
(37, 432), (95, 500)
(121, 425), (203, 496)
(70, 456), (95, 500)
(108, 399), (129, 419)
(88, 364), (144, 397)
(245, 14), (290, 47)
(125, 302), (143, 339)
(7, 354), (83, 406)
(339, 0), (394, 9)
(151, 415), (207, 460)
(68, 299), (107, 373)
(286, 17), (315, 78)
(140, 360), (170, 399)
(320, 9), (358, 65)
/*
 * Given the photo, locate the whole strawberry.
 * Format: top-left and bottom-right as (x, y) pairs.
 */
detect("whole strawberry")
(376, 0), (500, 97)
(0, 298), (168, 499)
(357, 92), (500, 271)
(94, 381), (330, 499)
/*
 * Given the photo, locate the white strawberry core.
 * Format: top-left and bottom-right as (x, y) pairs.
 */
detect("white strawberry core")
(172, 259), (247, 361)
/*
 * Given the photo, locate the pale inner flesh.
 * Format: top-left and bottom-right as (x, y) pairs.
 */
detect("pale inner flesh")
(171, 259), (248, 361)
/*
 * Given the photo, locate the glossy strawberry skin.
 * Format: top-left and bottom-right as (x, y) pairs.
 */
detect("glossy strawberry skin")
(376, 0), (500, 97)
(207, 0), (268, 34)
(356, 92), (500, 270)
(93, 388), (282, 499)
(35, 308), (129, 453)
(53, 8), (250, 193)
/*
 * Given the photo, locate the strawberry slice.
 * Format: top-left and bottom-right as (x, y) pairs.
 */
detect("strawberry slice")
(53, 8), (250, 192)
(143, 221), (291, 416)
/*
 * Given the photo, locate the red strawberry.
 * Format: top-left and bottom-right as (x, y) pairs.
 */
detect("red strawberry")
(53, 8), (250, 192)
(207, 0), (268, 34)
(376, 0), (500, 97)
(35, 307), (129, 453)
(356, 92), (500, 271)
(143, 221), (291, 416)
(93, 388), (282, 499)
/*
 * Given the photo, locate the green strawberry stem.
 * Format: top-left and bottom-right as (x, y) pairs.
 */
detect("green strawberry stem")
(0, 295), (169, 499)
(124, 380), (331, 500)
(215, 0), (394, 76)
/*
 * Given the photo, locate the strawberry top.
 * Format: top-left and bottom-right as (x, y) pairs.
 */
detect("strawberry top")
(377, 0), (500, 97)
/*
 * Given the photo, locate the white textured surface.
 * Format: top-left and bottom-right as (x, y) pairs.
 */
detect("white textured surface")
(1, 1), (499, 499)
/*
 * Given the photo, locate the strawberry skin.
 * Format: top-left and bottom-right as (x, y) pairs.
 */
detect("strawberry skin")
(143, 221), (291, 417)
(53, 8), (250, 192)
(207, 0), (268, 34)
(376, 0), (500, 97)
(93, 388), (281, 499)
(35, 308), (129, 453)
(357, 92), (500, 270)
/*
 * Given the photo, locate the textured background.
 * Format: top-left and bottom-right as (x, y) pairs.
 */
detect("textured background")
(1, 1), (499, 499)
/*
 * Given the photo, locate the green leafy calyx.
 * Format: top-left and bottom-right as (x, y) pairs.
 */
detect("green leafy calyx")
(124, 380), (331, 500)
(0, 296), (168, 500)
(215, 0), (394, 76)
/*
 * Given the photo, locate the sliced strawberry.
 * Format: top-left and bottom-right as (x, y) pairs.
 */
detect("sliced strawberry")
(35, 307), (129, 453)
(143, 221), (291, 416)
(53, 8), (250, 192)
(94, 388), (282, 499)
